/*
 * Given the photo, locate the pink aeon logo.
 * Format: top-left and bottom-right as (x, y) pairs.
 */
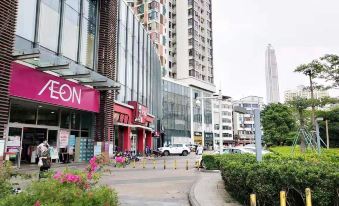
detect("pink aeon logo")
(9, 62), (100, 113)
(38, 79), (82, 104)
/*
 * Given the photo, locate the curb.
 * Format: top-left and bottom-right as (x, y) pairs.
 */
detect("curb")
(188, 177), (201, 206)
(200, 169), (220, 173)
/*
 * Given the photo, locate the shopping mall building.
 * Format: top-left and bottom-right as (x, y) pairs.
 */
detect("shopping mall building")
(0, 0), (162, 167)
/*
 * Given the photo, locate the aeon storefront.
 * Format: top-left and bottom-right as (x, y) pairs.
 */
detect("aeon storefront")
(5, 62), (99, 167)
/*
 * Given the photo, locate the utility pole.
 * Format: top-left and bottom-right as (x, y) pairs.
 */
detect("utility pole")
(326, 120), (329, 149)
(254, 109), (262, 162)
(218, 89), (223, 155)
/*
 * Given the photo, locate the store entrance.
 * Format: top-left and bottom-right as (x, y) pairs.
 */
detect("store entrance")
(21, 128), (47, 164)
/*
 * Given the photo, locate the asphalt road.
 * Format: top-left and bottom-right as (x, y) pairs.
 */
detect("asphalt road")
(100, 153), (201, 206)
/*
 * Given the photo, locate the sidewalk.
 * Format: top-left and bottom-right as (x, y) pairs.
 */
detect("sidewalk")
(189, 171), (242, 206)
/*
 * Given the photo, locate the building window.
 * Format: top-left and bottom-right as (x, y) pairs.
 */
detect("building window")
(62, 0), (80, 61)
(80, 0), (97, 69)
(16, 0), (37, 41)
(39, 0), (61, 52)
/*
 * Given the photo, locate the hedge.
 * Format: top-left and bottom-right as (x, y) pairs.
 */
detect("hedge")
(202, 154), (339, 206)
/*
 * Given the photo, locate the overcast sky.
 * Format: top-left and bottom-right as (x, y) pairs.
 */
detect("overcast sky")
(212, 0), (339, 102)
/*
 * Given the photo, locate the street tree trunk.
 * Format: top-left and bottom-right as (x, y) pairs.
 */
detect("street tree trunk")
(299, 109), (306, 153)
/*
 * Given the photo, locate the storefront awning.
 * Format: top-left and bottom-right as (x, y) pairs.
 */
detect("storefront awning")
(13, 48), (121, 91)
(114, 122), (153, 131)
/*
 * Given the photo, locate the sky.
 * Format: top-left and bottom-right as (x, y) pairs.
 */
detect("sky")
(212, 0), (339, 102)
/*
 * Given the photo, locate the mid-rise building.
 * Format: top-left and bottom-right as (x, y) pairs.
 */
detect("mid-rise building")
(265, 44), (280, 104)
(233, 96), (264, 145)
(0, 0), (163, 166)
(212, 98), (234, 148)
(284, 85), (330, 102)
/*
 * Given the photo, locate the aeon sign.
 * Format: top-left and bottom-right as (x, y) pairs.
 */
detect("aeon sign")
(38, 80), (82, 104)
(9, 62), (99, 112)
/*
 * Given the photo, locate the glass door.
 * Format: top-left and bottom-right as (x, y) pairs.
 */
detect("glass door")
(6, 127), (23, 167)
(47, 129), (59, 162)
(131, 134), (137, 155)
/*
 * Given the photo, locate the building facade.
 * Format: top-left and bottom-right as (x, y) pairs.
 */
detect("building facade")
(126, 0), (169, 77)
(212, 99), (234, 148)
(174, 0), (215, 92)
(233, 96), (264, 145)
(265, 44), (280, 104)
(0, 0), (162, 166)
(113, 0), (162, 153)
(284, 85), (330, 102)
(162, 78), (191, 145)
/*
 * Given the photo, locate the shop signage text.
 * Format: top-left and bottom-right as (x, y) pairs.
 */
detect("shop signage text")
(9, 62), (100, 112)
(38, 80), (82, 104)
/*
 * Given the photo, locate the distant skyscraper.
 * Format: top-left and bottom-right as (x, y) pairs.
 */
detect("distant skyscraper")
(265, 44), (280, 103)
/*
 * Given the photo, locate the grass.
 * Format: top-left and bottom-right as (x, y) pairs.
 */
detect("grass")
(269, 146), (339, 156)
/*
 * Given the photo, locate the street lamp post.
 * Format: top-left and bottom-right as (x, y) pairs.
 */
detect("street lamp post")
(196, 89), (225, 154)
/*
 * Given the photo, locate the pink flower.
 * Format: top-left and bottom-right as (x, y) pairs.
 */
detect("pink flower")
(34, 200), (41, 206)
(53, 171), (62, 180)
(87, 172), (93, 180)
(116, 156), (124, 163)
(89, 156), (97, 165)
(64, 174), (81, 183)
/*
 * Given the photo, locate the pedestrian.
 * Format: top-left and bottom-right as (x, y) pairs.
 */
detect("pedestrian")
(37, 140), (51, 179)
(196, 145), (203, 155)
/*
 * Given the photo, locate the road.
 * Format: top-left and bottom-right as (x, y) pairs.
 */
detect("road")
(100, 154), (201, 206)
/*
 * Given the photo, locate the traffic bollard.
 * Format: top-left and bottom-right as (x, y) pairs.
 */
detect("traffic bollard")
(164, 160), (166, 170)
(305, 188), (312, 206)
(186, 160), (188, 170)
(142, 159), (146, 169)
(153, 159), (156, 169)
(250, 194), (256, 206)
(133, 159), (136, 168)
(280, 191), (286, 206)
(174, 160), (177, 170)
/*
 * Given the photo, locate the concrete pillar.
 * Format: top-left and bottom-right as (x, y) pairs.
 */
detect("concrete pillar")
(123, 127), (131, 152)
(137, 129), (145, 154)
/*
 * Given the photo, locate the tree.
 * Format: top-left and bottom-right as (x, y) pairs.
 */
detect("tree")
(288, 97), (338, 152)
(261, 103), (296, 146)
(294, 54), (339, 89)
(317, 107), (339, 147)
(287, 97), (311, 152)
(318, 54), (339, 89)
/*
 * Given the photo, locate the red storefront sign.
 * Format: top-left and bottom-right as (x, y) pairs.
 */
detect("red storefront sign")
(9, 62), (100, 112)
(128, 101), (149, 124)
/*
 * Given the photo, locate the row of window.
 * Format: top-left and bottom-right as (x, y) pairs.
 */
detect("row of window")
(16, 0), (97, 69)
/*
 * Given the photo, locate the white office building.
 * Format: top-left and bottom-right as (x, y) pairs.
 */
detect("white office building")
(284, 85), (330, 102)
(233, 96), (264, 145)
(212, 98), (234, 148)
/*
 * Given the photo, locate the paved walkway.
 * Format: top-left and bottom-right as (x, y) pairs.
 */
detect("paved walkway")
(190, 171), (242, 206)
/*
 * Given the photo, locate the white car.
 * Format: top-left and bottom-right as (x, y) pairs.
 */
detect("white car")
(242, 146), (271, 155)
(158, 144), (191, 156)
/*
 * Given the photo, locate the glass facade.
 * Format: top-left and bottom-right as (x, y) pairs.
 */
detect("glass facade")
(15, 0), (98, 69)
(116, 0), (162, 119)
(162, 80), (191, 143)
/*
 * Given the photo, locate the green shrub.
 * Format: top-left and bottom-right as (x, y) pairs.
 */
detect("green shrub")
(0, 179), (118, 206)
(207, 153), (338, 206)
(202, 154), (221, 170)
(0, 155), (118, 206)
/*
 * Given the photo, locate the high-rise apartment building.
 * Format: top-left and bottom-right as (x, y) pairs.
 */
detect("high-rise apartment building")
(126, 0), (169, 76)
(127, 0), (215, 92)
(174, 0), (215, 92)
(265, 44), (280, 104)
(284, 85), (330, 102)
